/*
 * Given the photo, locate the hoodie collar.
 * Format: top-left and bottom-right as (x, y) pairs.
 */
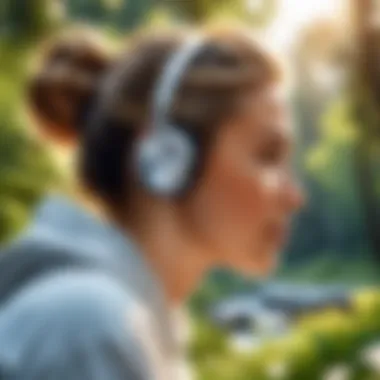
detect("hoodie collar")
(28, 195), (183, 359)
(28, 195), (164, 309)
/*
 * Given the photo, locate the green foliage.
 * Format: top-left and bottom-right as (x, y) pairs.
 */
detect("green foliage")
(0, 41), (61, 243)
(278, 255), (379, 285)
(1, 0), (63, 43)
(159, 0), (277, 27)
(64, 0), (278, 31)
(65, 0), (156, 32)
(188, 318), (230, 362)
(0, 118), (59, 242)
(189, 269), (256, 315)
(286, 94), (372, 267)
(307, 98), (358, 202)
(191, 290), (380, 379)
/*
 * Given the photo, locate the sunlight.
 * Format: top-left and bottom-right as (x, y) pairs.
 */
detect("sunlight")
(263, 0), (344, 54)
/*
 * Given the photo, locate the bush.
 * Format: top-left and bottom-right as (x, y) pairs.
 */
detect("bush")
(191, 290), (380, 379)
(0, 42), (61, 243)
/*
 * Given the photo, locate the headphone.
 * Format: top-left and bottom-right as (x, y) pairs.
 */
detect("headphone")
(87, 36), (205, 197)
(135, 37), (205, 197)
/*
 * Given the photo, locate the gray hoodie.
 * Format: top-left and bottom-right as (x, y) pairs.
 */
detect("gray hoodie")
(0, 196), (183, 380)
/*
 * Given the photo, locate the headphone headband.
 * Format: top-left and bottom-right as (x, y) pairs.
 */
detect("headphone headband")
(85, 35), (204, 135)
(151, 36), (204, 130)
(134, 36), (205, 196)
(84, 33), (206, 197)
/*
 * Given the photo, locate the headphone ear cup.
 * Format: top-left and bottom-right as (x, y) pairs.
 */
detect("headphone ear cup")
(134, 126), (196, 196)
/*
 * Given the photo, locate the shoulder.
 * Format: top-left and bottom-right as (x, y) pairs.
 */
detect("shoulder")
(1, 269), (142, 338)
(0, 271), (151, 379)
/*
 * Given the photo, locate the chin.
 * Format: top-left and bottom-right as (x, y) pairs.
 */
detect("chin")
(235, 250), (280, 278)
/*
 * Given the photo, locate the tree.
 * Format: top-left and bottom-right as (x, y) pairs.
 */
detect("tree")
(1, 0), (64, 43)
(351, 0), (380, 263)
(285, 20), (351, 266)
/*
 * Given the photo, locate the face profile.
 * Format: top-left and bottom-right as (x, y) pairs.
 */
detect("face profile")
(181, 85), (304, 277)
(27, 26), (304, 281)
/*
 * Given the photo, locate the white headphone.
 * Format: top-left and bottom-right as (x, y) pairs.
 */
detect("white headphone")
(87, 36), (205, 197)
(134, 37), (205, 197)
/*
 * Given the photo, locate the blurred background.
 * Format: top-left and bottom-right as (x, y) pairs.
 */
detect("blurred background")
(2, 0), (380, 379)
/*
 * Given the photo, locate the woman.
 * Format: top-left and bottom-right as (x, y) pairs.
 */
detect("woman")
(0, 26), (303, 379)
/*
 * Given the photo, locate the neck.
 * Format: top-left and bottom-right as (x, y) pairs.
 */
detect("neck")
(72, 189), (211, 305)
(123, 198), (211, 306)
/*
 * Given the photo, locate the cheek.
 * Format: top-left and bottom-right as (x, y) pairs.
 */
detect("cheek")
(186, 152), (277, 261)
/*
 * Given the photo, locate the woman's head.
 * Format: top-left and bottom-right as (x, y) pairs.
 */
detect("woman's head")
(28, 26), (303, 277)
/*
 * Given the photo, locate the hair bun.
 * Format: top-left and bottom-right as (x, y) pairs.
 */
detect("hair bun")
(28, 29), (111, 143)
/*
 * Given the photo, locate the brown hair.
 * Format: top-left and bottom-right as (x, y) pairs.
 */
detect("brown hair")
(28, 25), (281, 208)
